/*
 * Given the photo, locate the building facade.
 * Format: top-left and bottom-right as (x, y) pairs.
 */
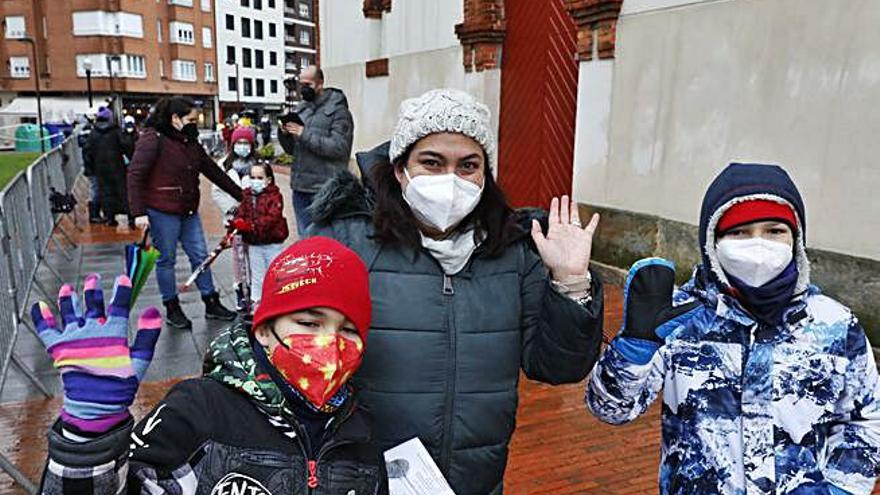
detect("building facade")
(0, 0), (218, 126)
(215, 0), (286, 117)
(283, 0), (318, 87)
(320, 0), (880, 344)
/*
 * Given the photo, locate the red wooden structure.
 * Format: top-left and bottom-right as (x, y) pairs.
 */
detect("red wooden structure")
(497, 0), (580, 208)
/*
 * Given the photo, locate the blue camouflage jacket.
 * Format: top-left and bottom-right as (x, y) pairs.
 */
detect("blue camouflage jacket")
(588, 276), (880, 495)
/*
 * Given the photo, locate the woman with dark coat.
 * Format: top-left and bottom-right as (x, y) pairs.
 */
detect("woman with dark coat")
(308, 88), (605, 494)
(84, 107), (131, 226)
(128, 96), (242, 330)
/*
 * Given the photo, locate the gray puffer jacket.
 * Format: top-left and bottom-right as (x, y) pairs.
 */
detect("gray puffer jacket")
(279, 88), (354, 193)
(306, 172), (604, 495)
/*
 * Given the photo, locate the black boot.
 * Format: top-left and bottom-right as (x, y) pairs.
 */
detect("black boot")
(127, 215), (136, 230)
(203, 292), (236, 321)
(88, 202), (105, 224)
(106, 214), (119, 227)
(163, 297), (193, 330)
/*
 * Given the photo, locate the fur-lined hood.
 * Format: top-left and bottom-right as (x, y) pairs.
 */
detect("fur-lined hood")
(698, 163), (811, 294)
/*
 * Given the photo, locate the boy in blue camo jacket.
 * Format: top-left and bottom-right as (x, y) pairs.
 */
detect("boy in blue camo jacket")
(587, 163), (880, 494)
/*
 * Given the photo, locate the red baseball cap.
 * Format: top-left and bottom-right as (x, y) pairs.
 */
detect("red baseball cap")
(717, 199), (797, 234)
(252, 237), (372, 340)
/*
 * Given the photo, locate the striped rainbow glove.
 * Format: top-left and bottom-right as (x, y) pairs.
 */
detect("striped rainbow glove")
(30, 273), (162, 438)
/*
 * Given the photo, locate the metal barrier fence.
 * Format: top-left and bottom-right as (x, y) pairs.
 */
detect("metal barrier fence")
(0, 136), (83, 494)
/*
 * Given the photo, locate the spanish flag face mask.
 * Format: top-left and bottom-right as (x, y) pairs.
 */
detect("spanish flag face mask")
(268, 329), (364, 409)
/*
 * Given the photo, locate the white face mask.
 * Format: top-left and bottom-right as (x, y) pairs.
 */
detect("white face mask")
(716, 237), (793, 287)
(402, 169), (484, 232)
(233, 143), (252, 158)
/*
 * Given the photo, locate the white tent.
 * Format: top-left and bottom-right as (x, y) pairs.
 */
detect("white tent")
(0, 96), (102, 123)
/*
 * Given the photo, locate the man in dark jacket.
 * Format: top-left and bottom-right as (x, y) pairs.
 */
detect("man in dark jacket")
(279, 66), (354, 236)
(83, 107), (132, 227)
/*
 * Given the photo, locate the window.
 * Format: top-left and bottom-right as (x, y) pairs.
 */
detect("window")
(226, 46), (236, 64)
(123, 55), (147, 78)
(159, 58), (165, 77)
(254, 0), (262, 10)
(8, 57), (30, 78)
(269, 23), (276, 37)
(243, 78), (253, 97)
(75, 54), (146, 78)
(228, 76), (238, 91)
(240, 0), (249, 6)
(5, 16), (26, 39)
(201, 0), (211, 11)
(256, 79), (265, 97)
(300, 55), (309, 69)
(202, 27), (212, 48)
(254, 20), (263, 40)
(299, 29), (310, 45)
(157, 19), (163, 41)
(269, 51), (277, 66)
(299, 2), (309, 18)
(255, 49), (264, 69)
(242, 48), (252, 68)
(169, 21), (195, 45)
(168, 0), (193, 6)
(72, 11), (144, 38)
(171, 59), (197, 81)
(204, 62), (214, 82)
(269, 0), (275, 7)
(241, 18), (250, 38)
(225, 14), (234, 30)
(270, 80), (278, 94)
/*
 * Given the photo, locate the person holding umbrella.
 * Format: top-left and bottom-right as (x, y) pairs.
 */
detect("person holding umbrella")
(128, 96), (241, 330)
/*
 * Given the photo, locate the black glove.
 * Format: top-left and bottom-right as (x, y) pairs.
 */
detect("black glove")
(619, 258), (700, 343)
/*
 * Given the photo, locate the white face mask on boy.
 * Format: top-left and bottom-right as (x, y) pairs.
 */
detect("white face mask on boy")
(716, 237), (793, 287)
(402, 169), (483, 232)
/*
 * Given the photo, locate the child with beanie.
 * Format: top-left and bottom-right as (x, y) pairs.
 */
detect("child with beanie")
(37, 237), (388, 494)
(587, 163), (880, 495)
(213, 126), (260, 310)
(233, 162), (290, 305)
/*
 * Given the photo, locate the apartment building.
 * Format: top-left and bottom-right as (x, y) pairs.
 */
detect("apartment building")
(215, 0), (286, 117)
(0, 0), (218, 126)
(283, 0), (317, 84)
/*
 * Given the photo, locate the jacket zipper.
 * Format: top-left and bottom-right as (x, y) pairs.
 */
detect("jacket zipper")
(297, 404), (357, 493)
(440, 274), (456, 472)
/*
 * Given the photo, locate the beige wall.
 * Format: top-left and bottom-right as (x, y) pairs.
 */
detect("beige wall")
(319, 0), (500, 161)
(574, 0), (880, 260)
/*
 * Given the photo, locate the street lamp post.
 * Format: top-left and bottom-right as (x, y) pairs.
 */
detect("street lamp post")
(16, 36), (45, 153)
(83, 58), (94, 107)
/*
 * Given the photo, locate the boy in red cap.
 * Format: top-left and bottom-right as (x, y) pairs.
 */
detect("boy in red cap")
(588, 163), (880, 494)
(37, 237), (388, 494)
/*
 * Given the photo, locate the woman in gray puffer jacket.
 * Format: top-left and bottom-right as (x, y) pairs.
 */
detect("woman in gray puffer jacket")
(307, 89), (605, 494)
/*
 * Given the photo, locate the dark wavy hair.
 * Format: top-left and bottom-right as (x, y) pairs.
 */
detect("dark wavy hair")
(145, 96), (197, 135)
(370, 146), (522, 258)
